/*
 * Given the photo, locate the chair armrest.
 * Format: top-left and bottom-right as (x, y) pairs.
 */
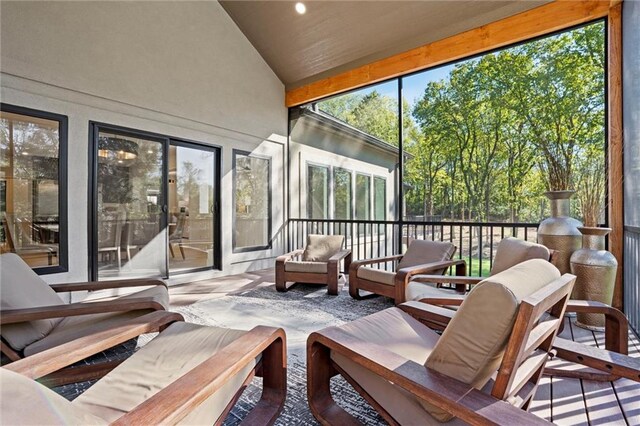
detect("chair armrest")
(50, 278), (167, 293)
(275, 249), (304, 264)
(418, 295), (466, 307)
(328, 249), (351, 263)
(309, 327), (551, 425)
(4, 311), (184, 379)
(112, 326), (287, 425)
(350, 254), (404, 269)
(553, 337), (639, 382)
(565, 300), (628, 354)
(0, 297), (166, 325)
(412, 275), (481, 286)
(397, 301), (455, 330)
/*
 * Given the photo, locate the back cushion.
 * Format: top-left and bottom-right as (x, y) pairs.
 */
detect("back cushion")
(397, 239), (455, 272)
(0, 368), (107, 425)
(0, 253), (65, 351)
(302, 234), (344, 262)
(490, 237), (550, 275)
(422, 259), (560, 421)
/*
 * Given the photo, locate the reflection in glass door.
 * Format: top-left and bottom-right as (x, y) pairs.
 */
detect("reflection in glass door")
(92, 125), (167, 280)
(168, 141), (218, 273)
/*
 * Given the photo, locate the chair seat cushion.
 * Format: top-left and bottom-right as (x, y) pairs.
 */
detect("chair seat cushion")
(356, 266), (395, 286)
(331, 308), (456, 425)
(23, 286), (170, 356)
(0, 368), (108, 425)
(0, 253), (65, 351)
(301, 234), (344, 262)
(405, 281), (463, 302)
(284, 260), (328, 274)
(73, 322), (258, 424)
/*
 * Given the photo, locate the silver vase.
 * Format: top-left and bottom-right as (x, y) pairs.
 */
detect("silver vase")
(570, 227), (618, 330)
(537, 191), (583, 275)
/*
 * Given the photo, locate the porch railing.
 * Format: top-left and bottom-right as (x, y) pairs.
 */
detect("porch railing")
(624, 225), (640, 334)
(287, 218), (539, 277)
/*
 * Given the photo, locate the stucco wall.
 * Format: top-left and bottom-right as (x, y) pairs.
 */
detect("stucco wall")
(0, 1), (287, 285)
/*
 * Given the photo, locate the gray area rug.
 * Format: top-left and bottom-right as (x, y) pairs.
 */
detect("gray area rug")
(55, 282), (394, 425)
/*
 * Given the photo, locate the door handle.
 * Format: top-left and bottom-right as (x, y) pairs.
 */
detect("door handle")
(162, 205), (168, 213)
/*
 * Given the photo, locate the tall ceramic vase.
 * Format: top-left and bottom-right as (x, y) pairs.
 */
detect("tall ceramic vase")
(570, 227), (618, 330)
(537, 191), (583, 275)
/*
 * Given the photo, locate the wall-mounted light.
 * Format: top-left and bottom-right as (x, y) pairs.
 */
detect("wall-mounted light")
(295, 2), (306, 14)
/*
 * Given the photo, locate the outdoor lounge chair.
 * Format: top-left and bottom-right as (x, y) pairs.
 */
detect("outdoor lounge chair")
(1, 310), (287, 425)
(0, 252), (170, 384)
(401, 236), (551, 304)
(349, 238), (456, 303)
(404, 238), (632, 380)
(276, 234), (351, 295)
(307, 259), (574, 425)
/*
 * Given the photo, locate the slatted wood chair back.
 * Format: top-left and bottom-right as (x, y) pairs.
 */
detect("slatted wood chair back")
(490, 273), (575, 408)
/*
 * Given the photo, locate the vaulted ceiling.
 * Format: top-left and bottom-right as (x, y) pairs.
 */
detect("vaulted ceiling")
(220, 0), (550, 90)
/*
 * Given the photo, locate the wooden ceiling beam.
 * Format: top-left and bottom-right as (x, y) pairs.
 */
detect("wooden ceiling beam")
(285, 0), (614, 107)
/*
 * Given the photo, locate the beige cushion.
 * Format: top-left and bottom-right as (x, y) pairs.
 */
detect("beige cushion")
(0, 368), (107, 425)
(357, 266), (396, 285)
(0, 253), (65, 351)
(23, 286), (170, 356)
(302, 234), (344, 262)
(491, 237), (550, 275)
(405, 281), (461, 302)
(397, 239), (455, 272)
(331, 308), (458, 426)
(284, 260), (328, 274)
(74, 322), (257, 424)
(422, 259), (560, 421)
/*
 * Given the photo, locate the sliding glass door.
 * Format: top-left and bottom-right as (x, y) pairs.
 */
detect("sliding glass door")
(92, 125), (167, 280)
(168, 141), (219, 273)
(90, 124), (220, 280)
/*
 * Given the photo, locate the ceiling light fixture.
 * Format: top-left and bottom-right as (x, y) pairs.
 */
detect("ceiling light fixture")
(295, 2), (306, 14)
(97, 136), (138, 162)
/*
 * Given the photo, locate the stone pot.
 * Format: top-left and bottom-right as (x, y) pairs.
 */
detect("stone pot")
(537, 190), (583, 275)
(570, 227), (618, 330)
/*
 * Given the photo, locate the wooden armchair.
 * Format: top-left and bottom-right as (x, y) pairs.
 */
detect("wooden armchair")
(276, 234), (351, 295)
(0, 253), (170, 384)
(2, 311), (287, 426)
(349, 239), (456, 303)
(403, 236), (551, 304)
(308, 259), (574, 425)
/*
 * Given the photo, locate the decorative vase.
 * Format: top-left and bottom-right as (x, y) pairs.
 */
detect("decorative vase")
(537, 191), (583, 275)
(570, 227), (618, 330)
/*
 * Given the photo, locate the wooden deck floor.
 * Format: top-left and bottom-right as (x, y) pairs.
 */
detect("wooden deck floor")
(530, 317), (640, 425)
(170, 269), (640, 426)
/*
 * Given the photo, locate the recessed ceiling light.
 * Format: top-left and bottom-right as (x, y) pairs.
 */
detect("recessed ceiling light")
(295, 2), (306, 14)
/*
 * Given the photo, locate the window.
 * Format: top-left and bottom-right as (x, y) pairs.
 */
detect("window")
(374, 176), (386, 220)
(333, 167), (352, 219)
(307, 164), (329, 219)
(233, 150), (271, 251)
(0, 104), (67, 273)
(355, 173), (371, 220)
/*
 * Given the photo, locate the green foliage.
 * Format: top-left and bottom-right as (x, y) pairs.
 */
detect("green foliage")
(315, 21), (605, 224)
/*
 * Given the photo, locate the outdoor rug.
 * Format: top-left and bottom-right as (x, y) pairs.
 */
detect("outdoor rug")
(54, 281), (394, 425)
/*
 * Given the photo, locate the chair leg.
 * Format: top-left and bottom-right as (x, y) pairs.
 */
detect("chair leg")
(169, 243), (175, 258)
(307, 340), (360, 425)
(327, 272), (339, 296)
(178, 243), (186, 260)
